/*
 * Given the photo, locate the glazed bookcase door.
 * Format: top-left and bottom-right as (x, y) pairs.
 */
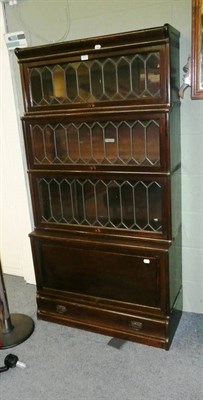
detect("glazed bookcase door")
(22, 45), (168, 112)
(22, 112), (168, 172)
(28, 173), (171, 239)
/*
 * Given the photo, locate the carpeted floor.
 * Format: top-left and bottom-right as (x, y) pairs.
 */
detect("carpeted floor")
(0, 274), (202, 400)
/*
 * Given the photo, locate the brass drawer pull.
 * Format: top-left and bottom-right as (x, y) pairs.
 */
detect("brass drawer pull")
(129, 320), (143, 331)
(56, 305), (67, 314)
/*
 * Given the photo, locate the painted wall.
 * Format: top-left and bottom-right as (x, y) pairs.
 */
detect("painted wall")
(0, 4), (35, 283)
(1, 0), (202, 313)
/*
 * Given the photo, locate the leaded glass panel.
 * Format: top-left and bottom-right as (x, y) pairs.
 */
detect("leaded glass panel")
(30, 119), (160, 166)
(37, 177), (162, 232)
(29, 51), (161, 107)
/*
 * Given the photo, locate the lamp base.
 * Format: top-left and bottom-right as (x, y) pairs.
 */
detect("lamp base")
(0, 313), (34, 349)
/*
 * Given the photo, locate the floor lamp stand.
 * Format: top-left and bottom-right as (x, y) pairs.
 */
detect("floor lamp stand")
(0, 260), (34, 349)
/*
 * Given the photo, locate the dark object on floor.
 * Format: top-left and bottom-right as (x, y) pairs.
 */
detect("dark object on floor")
(108, 338), (127, 349)
(0, 259), (35, 349)
(0, 353), (26, 374)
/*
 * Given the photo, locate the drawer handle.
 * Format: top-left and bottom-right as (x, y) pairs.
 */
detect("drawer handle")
(56, 305), (67, 314)
(143, 259), (150, 264)
(129, 321), (143, 331)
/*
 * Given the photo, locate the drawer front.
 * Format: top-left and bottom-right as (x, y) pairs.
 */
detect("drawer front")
(37, 294), (168, 348)
(31, 237), (168, 312)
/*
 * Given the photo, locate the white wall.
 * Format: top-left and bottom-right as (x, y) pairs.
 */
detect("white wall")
(1, 0), (202, 313)
(0, 4), (35, 283)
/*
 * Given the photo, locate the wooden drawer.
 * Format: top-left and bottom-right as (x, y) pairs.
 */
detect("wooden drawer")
(37, 293), (168, 349)
(31, 235), (168, 312)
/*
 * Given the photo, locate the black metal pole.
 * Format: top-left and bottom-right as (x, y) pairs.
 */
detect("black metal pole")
(0, 259), (34, 349)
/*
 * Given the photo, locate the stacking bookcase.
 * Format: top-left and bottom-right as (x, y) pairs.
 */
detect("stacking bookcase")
(16, 24), (182, 349)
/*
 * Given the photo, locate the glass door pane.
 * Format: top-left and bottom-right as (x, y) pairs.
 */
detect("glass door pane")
(29, 117), (161, 167)
(37, 177), (163, 233)
(29, 50), (161, 107)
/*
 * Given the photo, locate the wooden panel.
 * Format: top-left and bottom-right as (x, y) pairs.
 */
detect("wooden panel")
(37, 293), (168, 349)
(30, 236), (169, 311)
(44, 246), (159, 306)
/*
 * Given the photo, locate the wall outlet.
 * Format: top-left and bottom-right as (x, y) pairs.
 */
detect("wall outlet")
(4, 31), (27, 50)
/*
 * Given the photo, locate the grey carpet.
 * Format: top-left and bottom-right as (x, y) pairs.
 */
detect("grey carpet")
(0, 274), (202, 400)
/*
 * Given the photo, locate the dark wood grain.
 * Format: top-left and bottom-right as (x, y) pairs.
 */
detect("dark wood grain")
(16, 25), (182, 349)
